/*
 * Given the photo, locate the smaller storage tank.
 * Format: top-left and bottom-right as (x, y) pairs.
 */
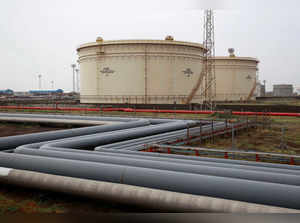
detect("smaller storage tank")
(273, 84), (294, 97)
(214, 49), (259, 101)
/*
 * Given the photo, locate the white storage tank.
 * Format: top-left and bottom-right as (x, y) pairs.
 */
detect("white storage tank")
(214, 49), (259, 101)
(77, 36), (205, 104)
(77, 37), (259, 104)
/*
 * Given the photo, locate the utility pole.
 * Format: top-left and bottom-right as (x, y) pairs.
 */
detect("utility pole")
(75, 68), (80, 93)
(38, 74), (42, 90)
(71, 64), (76, 92)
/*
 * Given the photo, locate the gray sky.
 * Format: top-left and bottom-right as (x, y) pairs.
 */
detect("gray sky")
(0, 0), (299, 92)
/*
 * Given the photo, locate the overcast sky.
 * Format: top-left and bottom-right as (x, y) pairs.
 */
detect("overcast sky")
(0, 0), (299, 92)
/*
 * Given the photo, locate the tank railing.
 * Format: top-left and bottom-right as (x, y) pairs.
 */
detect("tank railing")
(145, 144), (299, 165)
(1, 105), (299, 117)
(80, 94), (251, 103)
(154, 120), (253, 147)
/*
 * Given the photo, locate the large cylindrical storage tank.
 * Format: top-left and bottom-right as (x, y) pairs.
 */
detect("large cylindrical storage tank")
(214, 55), (259, 101)
(77, 37), (205, 104)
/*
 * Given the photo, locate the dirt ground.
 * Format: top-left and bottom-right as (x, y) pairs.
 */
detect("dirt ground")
(0, 122), (145, 214)
(194, 117), (300, 155)
(0, 122), (66, 137)
(0, 184), (146, 214)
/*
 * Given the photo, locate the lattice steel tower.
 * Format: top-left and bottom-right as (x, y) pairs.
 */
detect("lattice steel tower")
(185, 10), (216, 109)
(202, 9), (216, 109)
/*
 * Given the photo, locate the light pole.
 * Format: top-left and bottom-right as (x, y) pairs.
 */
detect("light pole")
(51, 81), (54, 90)
(71, 64), (76, 92)
(75, 68), (80, 93)
(38, 74), (42, 90)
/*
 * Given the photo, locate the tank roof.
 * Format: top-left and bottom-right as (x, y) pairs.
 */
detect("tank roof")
(213, 56), (259, 63)
(77, 39), (205, 51)
(273, 84), (293, 87)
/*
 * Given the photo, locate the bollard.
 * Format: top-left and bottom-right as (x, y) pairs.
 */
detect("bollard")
(224, 152), (229, 159)
(232, 125), (236, 149)
(246, 115), (249, 135)
(290, 157), (295, 166)
(199, 123), (202, 145)
(211, 120), (214, 144)
(256, 154), (260, 162)
(187, 127), (190, 145)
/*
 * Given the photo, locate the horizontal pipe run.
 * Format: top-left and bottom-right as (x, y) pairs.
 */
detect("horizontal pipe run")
(1, 113), (300, 212)
(1, 153), (300, 209)
(1, 167), (298, 213)
(15, 148), (300, 186)
(1, 106), (300, 117)
(32, 147), (300, 176)
(110, 149), (300, 171)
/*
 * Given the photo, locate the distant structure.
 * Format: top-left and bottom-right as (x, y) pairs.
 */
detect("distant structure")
(29, 89), (64, 96)
(273, 84), (294, 97)
(0, 89), (14, 96)
(262, 80), (266, 96)
(260, 84), (266, 97)
(255, 79), (266, 97)
(296, 86), (300, 95)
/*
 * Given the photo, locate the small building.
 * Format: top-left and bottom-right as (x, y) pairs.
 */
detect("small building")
(273, 84), (294, 97)
(295, 86), (300, 95)
(0, 89), (14, 96)
(28, 89), (64, 96)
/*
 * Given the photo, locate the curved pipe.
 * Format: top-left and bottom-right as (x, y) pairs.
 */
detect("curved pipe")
(0, 119), (150, 151)
(1, 167), (298, 213)
(40, 121), (195, 150)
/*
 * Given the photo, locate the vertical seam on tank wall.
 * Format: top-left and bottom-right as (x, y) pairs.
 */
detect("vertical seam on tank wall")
(173, 54), (176, 102)
(144, 45), (148, 104)
(97, 45), (100, 97)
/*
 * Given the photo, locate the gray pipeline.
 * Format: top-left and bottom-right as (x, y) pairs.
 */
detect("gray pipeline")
(0, 119), (151, 150)
(37, 121), (197, 150)
(1, 167), (298, 213)
(2, 113), (300, 211)
(1, 152), (300, 209)
(15, 148), (300, 186)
